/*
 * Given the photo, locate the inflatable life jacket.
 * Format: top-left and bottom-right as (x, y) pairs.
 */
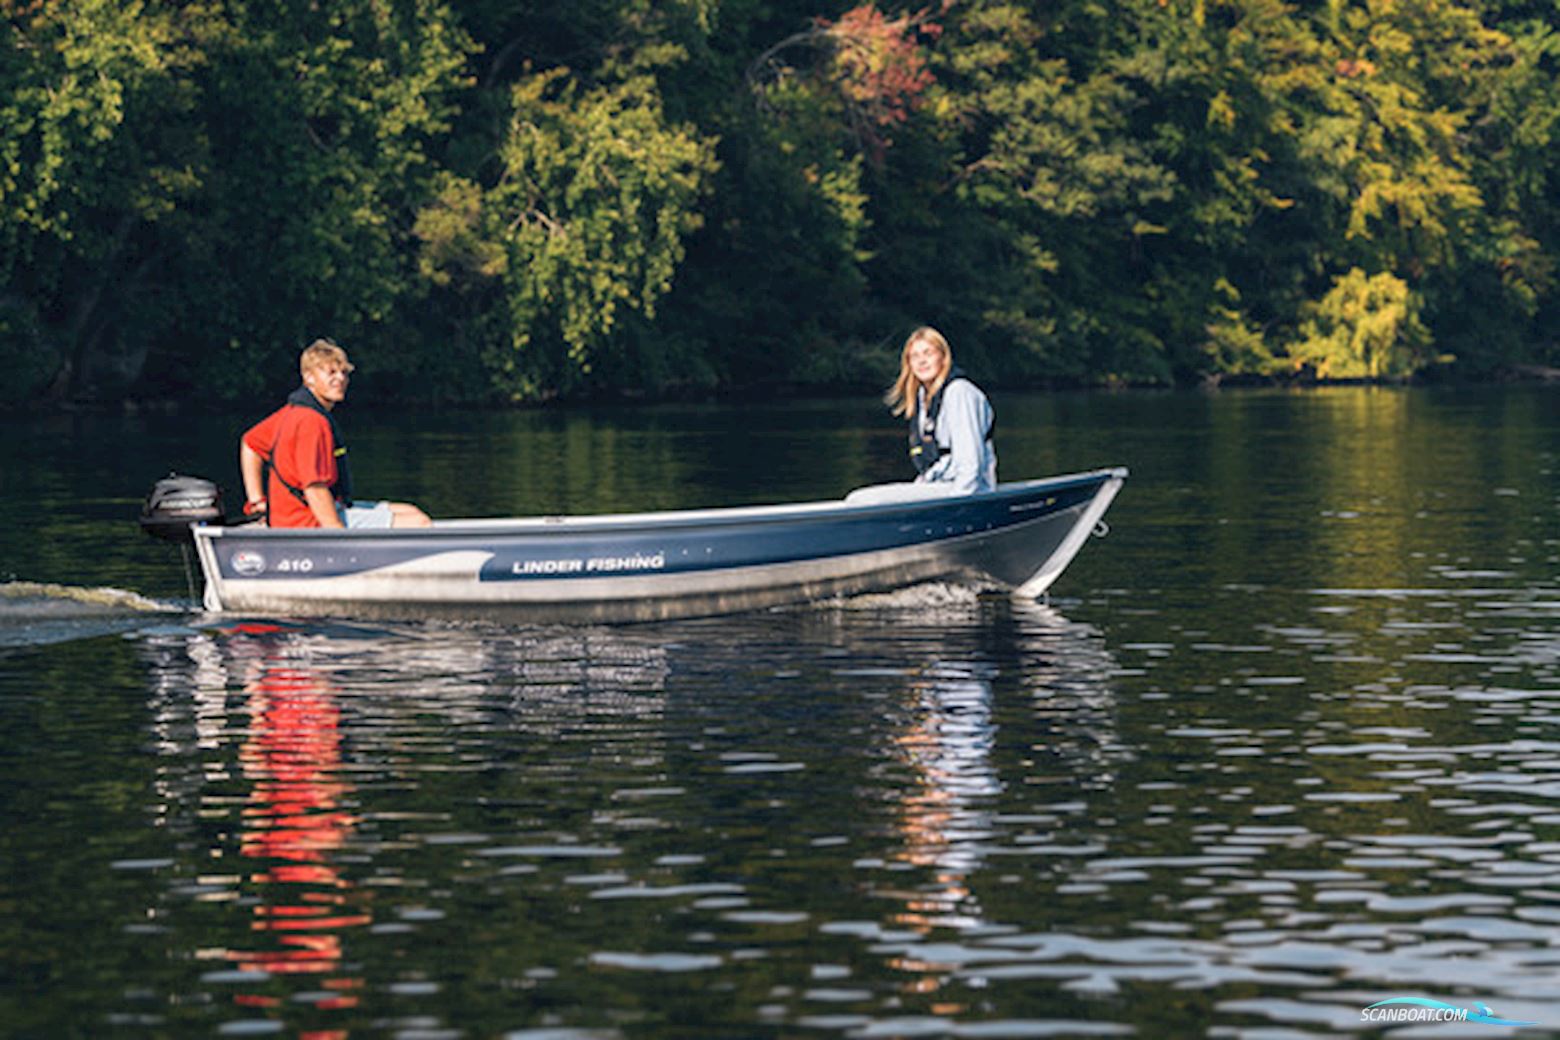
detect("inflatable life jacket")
(907, 368), (994, 476)
(264, 385), (354, 506)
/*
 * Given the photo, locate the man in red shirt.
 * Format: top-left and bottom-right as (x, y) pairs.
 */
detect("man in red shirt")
(238, 340), (431, 529)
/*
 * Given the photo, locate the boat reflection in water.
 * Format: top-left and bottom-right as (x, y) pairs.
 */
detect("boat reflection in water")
(889, 655), (1002, 934)
(130, 597), (1124, 1035)
(228, 623), (367, 992)
(138, 617), (672, 1030)
(845, 598), (1125, 1015)
(148, 621), (373, 1015)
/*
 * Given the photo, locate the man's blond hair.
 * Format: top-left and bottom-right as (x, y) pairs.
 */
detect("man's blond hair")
(300, 338), (354, 377)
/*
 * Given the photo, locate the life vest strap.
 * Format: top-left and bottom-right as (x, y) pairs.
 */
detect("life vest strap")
(907, 371), (993, 474)
(260, 386), (354, 507)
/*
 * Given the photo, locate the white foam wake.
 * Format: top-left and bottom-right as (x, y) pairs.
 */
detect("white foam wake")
(0, 581), (178, 648)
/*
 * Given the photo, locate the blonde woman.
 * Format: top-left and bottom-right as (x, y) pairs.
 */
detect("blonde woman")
(848, 327), (997, 504)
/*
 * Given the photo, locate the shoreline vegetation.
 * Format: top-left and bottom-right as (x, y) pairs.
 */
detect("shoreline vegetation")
(4, 2), (1560, 408)
(27, 363), (1560, 418)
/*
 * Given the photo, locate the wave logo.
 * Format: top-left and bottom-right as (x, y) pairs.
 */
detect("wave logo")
(230, 551), (265, 577)
(1362, 997), (1536, 1027)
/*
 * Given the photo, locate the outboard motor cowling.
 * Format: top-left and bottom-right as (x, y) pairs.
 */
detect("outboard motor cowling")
(140, 474), (224, 544)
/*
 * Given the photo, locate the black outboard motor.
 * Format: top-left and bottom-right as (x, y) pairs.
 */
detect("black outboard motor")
(140, 474), (224, 544)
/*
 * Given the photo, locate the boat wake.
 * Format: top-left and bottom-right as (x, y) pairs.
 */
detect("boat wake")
(822, 579), (1007, 612)
(0, 581), (180, 649)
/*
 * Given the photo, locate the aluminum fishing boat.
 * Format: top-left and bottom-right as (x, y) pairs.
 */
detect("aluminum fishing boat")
(178, 468), (1125, 623)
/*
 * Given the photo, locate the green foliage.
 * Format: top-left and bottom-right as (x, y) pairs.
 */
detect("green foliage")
(0, 295), (54, 402)
(0, 0), (195, 244)
(417, 70), (716, 400)
(0, 0), (213, 395)
(2, 0), (1559, 405)
(922, 0), (1186, 382)
(1293, 267), (1431, 379)
(176, 0), (476, 399)
(1202, 279), (1279, 376)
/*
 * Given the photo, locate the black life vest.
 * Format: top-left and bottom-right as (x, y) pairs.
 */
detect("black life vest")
(907, 369), (994, 476)
(264, 385), (354, 506)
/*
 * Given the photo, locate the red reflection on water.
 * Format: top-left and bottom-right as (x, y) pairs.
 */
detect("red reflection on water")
(219, 636), (368, 1018)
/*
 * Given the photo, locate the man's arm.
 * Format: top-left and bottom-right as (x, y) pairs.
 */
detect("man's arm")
(303, 484), (344, 528)
(239, 442), (267, 509)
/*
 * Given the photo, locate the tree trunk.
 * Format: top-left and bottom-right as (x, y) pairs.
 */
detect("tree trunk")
(45, 214), (140, 401)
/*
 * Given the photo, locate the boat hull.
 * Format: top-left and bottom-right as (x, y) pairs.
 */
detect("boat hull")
(192, 468), (1126, 623)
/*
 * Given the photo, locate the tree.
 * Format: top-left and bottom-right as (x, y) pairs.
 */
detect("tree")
(162, 0), (475, 400)
(0, 0), (212, 400)
(4, 0), (1558, 405)
(1293, 266), (1430, 378)
(415, 70), (717, 400)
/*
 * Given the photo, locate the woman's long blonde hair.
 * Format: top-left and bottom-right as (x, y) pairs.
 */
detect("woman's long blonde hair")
(885, 326), (953, 418)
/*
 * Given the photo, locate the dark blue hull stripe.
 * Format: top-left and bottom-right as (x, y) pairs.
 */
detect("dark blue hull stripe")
(208, 476), (1104, 583)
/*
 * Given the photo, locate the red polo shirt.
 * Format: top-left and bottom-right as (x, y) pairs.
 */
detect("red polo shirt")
(242, 405), (339, 528)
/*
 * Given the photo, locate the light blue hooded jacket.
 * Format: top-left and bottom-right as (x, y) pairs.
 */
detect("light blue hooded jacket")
(916, 377), (997, 493)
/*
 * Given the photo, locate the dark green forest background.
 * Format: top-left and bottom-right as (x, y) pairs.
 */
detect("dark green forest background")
(3, 0), (1558, 405)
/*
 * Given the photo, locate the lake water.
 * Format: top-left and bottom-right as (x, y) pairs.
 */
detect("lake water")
(1, 386), (1556, 1037)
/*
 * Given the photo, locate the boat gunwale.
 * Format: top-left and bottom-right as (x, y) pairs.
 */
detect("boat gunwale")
(195, 467), (1129, 541)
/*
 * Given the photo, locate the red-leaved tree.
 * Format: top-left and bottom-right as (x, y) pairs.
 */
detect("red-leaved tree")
(749, 3), (946, 161)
